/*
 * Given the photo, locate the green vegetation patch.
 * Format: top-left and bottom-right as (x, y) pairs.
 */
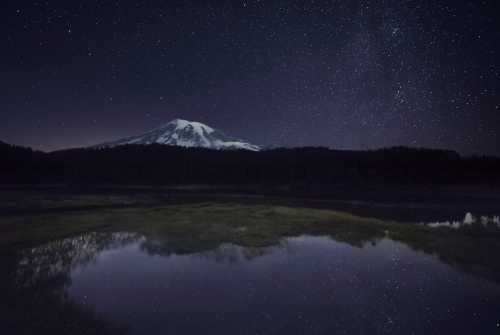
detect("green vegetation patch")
(1, 202), (500, 283)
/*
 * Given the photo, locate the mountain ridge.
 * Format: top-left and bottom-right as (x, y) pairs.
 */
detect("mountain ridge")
(96, 119), (260, 151)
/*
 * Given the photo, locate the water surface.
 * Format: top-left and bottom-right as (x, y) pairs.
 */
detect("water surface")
(3, 231), (500, 334)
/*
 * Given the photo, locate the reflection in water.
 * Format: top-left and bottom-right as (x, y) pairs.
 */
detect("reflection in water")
(3, 231), (500, 334)
(141, 234), (286, 263)
(423, 212), (500, 229)
(15, 232), (141, 288)
(2, 232), (140, 334)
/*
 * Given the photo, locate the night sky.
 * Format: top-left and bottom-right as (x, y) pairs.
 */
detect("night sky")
(2, 0), (499, 155)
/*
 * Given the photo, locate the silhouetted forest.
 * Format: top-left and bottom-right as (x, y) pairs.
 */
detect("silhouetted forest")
(1, 141), (499, 188)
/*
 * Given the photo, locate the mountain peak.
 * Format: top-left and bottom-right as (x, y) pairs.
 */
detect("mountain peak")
(97, 119), (260, 151)
(159, 118), (215, 134)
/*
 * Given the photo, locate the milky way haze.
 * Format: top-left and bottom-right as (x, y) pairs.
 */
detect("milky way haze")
(2, 1), (499, 155)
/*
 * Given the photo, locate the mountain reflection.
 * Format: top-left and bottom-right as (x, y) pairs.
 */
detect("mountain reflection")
(140, 234), (285, 262)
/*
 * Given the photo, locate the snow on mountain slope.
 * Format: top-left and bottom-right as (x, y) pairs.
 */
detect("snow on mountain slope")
(96, 119), (260, 151)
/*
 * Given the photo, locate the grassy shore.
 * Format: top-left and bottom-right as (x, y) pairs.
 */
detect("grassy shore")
(1, 202), (500, 283)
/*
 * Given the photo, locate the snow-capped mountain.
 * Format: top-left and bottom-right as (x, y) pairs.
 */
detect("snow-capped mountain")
(96, 119), (260, 151)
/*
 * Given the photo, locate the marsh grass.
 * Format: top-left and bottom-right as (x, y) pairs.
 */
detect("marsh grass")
(1, 202), (500, 282)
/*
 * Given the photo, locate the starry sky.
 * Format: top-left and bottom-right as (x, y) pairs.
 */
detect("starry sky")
(2, 0), (499, 155)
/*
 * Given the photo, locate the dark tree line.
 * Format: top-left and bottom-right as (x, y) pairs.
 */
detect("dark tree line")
(1, 141), (499, 188)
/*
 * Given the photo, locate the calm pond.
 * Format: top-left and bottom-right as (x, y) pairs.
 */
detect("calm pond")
(3, 230), (500, 334)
